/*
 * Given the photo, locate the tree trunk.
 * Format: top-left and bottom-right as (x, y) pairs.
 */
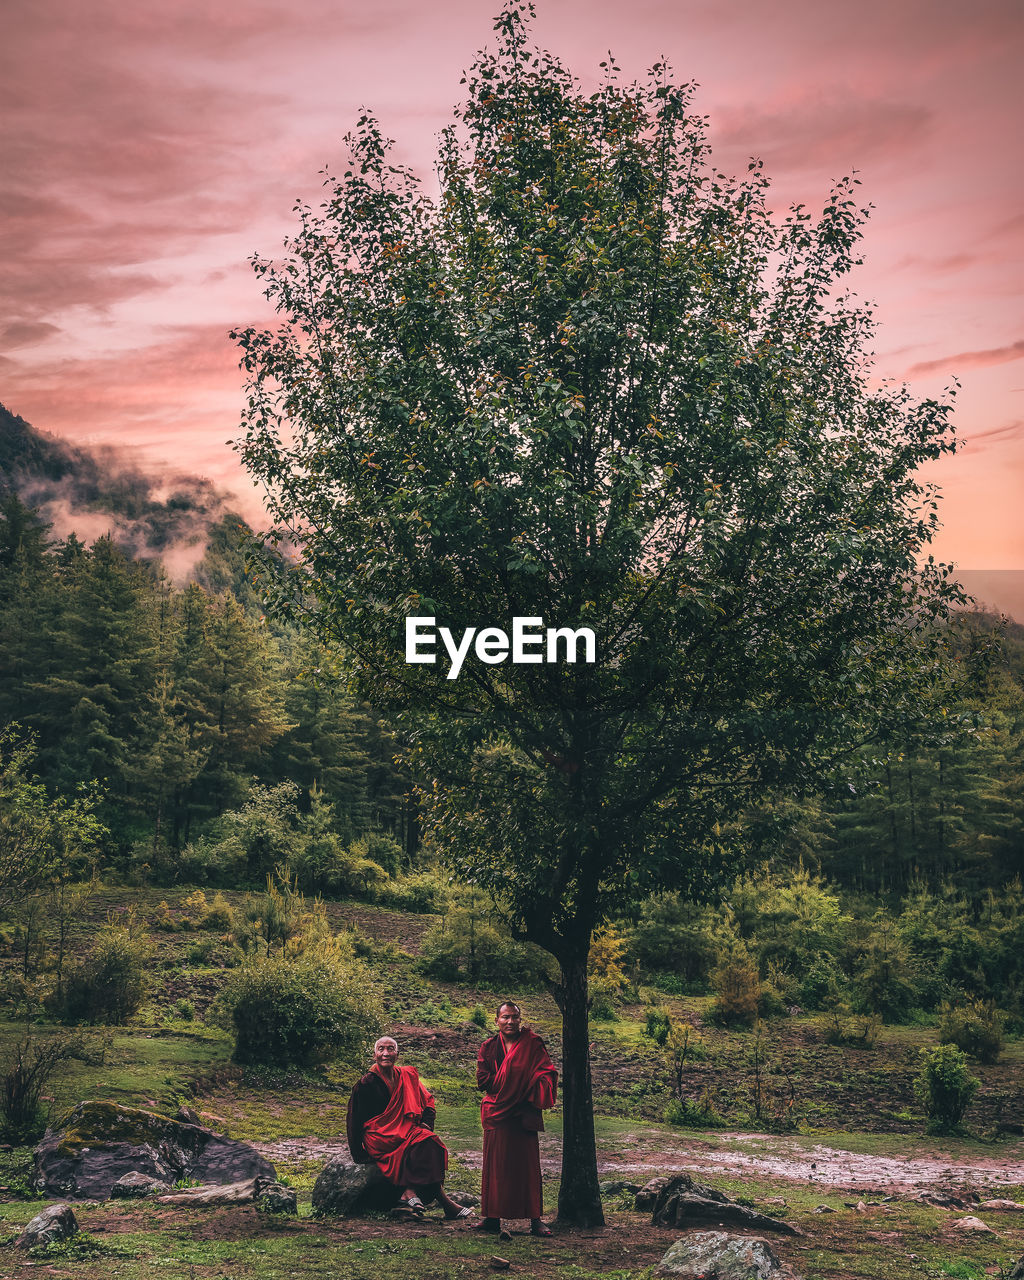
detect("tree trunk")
(553, 949), (604, 1227)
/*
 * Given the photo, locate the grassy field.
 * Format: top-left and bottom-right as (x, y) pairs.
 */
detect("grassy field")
(1, 885), (1022, 1279)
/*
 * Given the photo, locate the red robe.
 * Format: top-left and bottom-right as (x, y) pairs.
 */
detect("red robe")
(358, 1064), (448, 1186)
(478, 1028), (558, 1219)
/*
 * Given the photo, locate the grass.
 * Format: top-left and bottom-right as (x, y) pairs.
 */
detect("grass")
(2, 882), (1023, 1278)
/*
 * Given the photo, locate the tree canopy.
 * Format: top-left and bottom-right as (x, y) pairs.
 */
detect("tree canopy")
(235, 2), (967, 1222)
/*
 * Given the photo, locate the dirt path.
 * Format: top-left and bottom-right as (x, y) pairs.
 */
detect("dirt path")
(256, 1131), (1024, 1196)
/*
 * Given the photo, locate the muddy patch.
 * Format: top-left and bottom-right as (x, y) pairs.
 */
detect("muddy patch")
(260, 1130), (1024, 1197)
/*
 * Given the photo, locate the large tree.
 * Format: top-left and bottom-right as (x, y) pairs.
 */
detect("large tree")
(235, 4), (966, 1223)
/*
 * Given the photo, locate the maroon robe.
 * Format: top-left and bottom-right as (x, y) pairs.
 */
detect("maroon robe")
(477, 1028), (558, 1219)
(347, 1064), (448, 1187)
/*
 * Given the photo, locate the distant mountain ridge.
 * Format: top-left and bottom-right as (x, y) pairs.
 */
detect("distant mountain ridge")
(0, 402), (253, 591)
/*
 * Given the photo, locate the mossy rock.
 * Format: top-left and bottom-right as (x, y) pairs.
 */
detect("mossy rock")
(34, 1100), (275, 1200)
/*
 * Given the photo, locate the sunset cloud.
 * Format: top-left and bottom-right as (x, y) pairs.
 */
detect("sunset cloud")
(909, 341), (1024, 378)
(2, 0), (1022, 568)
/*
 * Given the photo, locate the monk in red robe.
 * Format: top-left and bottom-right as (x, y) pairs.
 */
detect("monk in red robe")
(476, 1001), (558, 1236)
(347, 1036), (472, 1220)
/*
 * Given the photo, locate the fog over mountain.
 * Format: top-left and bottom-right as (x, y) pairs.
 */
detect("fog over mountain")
(1, 401), (1021, 623)
(0, 402), (252, 583)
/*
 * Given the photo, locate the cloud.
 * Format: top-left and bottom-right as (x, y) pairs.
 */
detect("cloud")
(908, 340), (1024, 377)
(715, 95), (932, 174)
(962, 420), (1024, 449)
(0, 321), (61, 349)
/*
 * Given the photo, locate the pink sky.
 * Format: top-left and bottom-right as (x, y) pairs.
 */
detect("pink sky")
(2, 0), (1022, 566)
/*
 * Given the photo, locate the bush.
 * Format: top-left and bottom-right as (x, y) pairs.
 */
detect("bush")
(201, 892), (236, 931)
(57, 930), (149, 1024)
(664, 1089), (726, 1129)
(914, 1044), (980, 1134)
(374, 871), (449, 914)
(418, 901), (554, 987)
(644, 1007), (672, 1046)
(220, 935), (384, 1067)
(470, 1003), (489, 1029)
(707, 958), (761, 1027)
(589, 977), (619, 1021)
(939, 998), (1005, 1064)
(853, 938), (920, 1023)
(1, 1031), (90, 1143)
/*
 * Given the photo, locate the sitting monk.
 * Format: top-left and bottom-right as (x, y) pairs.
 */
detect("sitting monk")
(476, 1000), (558, 1236)
(347, 1035), (472, 1220)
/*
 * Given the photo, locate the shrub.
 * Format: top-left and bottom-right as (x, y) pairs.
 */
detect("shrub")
(664, 1089), (726, 1129)
(853, 938), (920, 1023)
(1, 1031), (90, 1143)
(201, 892), (236, 931)
(374, 871), (449, 914)
(57, 930), (149, 1025)
(914, 1044), (980, 1134)
(589, 977), (619, 1021)
(470, 1003), (489, 1029)
(186, 936), (218, 965)
(707, 958), (761, 1027)
(644, 1007), (672, 1046)
(220, 935), (384, 1067)
(939, 998), (1005, 1064)
(418, 902), (554, 987)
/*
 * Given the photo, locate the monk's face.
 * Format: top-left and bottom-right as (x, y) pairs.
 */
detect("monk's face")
(496, 1004), (522, 1038)
(374, 1038), (399, 1069)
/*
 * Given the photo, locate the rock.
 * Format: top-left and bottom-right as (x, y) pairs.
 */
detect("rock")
(636, 1173), (729, 1213)
(646, 1174), (799, 1236)
(490, 1257), (511, 1271)
(601, 1179), (642, 1198)
(17, 1203), (79, 1248)
(448, 1190), (479, 1208)
(910, 1190), (967, 1208)
(813, 1204), (836, 1213)
(855, 1201), (867, 1214)
(110, 1171), (169, 1198)
(951, 1216), (996, 1235)
(33, 1100), (275, 1200)
(174, 1105), (204, 1126)
(311, 1155), (399, 1216)
(978, 1199), (1023, 1210)
(655, 1230), (798, 1279)
(1008, 1254), (1024, 1280)
(257, 1180), (298, 1214)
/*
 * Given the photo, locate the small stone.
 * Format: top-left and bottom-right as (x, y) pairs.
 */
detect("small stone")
(952, 1216), (996, 1235)
(813, 1204), (836, 1213)
(18, 1203), (79, 1248)
(490, 1256), (511, 1271)
(257, 1180), (298, 1215)
(855, 1201), (867, 1213)
(111, 1171), (168, 1198)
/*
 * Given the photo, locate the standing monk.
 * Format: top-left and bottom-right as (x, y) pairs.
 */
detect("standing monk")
(347, 1036), (472, 1220)
(476, 1001), (558, 1236)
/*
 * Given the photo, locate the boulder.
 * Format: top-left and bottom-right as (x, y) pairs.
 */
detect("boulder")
(636, 1173), (729, 1213)
(951, 1216), (996, 1235)
(17, 1203), (79, 1249)
(644, 1174), (799, 1236)
(655, 1231), (800, 1279)
(110, 1170), (169, 1198)
(1008, 1254), (1024, 1280)
(311, 1155), (399, 1216)
(33, 1100), (275, 1200)
(257, 1180), (298, 1215)
(978, 1199), (1024, 1210)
